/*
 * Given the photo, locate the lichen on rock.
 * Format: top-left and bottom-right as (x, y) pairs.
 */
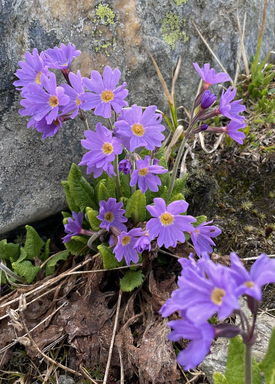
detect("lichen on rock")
(161, 12), (188, 50)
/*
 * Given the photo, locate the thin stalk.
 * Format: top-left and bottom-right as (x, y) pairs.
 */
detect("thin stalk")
(245, 344), (252, 384)
(108, 117), (113, 131)
(114, 155), (122, 200)
(130, 158), (136, 195)
(251, 0), (268, 76)
(79, 109), (90, 130)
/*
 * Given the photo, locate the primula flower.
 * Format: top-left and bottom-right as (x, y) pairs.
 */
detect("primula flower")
(79, 66), (128, 118)
(114, 228), (143, 265)
(118, 159), (132, 175)
(62, 211), (84, 243)
(191, 220), (222, 256)
(45, 43), (81, 70)
(34, 116), (63, 139)
(130, 155), (167, 194)
(218, 87), (245, 123)
(79, 122), (122, 178)
(22, 73), (70, 124)
(172, 258), (239, 322)
(134, 231), (151, 253)
(226, 120), (246, 144)
(146, 198), (196, 248)
(61, 70), (85, 118)
(14, 48), (49, 89)
(193, 63), (231, 89)
(97, 198), (127, 232)
(167, 319), (215, 370)
(230, 252), (275, 301)
(114, 105), (165, 151)
(200, 90), (216, 109)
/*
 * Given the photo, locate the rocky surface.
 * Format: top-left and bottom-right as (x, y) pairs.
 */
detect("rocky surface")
(1, 0), (275, 235)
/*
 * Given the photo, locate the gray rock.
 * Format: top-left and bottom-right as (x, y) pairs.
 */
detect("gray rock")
(200, 297), (274, 384)
(1, 0), (274, 234)
(58, 375), (75, 384)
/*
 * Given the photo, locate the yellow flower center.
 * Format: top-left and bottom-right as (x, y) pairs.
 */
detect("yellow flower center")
(121, 235), (131, 246)
(244, 281), (254, 289)
(160, 212), (174, 226)
(132, 123), (145, 137)
(138, 167), (148, 176)
(102, 143), (113, 155)
(104, 212), (114, 222)
(35, 71), (42, 84)
(49, 95), (59, 107)
(211, 288), (225, 305)
(101, 90), (114, 103)
(76, 97), (81, 106)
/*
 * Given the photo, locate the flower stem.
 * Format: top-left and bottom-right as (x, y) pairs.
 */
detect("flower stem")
(114, 155), (122, 200)
(245, 344), (252, 384)
(79, 109), (90, 130)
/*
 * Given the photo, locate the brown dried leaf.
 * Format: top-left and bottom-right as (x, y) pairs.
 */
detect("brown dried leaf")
(149, 271), (177, 313)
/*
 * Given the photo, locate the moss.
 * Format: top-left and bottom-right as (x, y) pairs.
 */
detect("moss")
(161, 12), (188, 50)
(174, 0), (188, 4)
(93, 3), (115, 25)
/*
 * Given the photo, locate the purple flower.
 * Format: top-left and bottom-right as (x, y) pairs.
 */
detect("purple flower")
(146, 198), (196, 248)
(35, 116), (63, 139)
(114, 105), (165, 151)
(218, 87), (246, 123)
(226, 121), (246, 144)
(130, 155), (167, 194)
(153, 158), (159, 165)
(21, 73), (70, 124)
(45, 43), (81, 70)
(62, 211), (83, 243)
(167, 319), (215, 370)
(97, 198), (127, 232)
(61, 70), (85, 118)
(172, 258), (239, 322)
(114, 228), (143, 266)
(193, 63), (231, 88)
(14, 48), (49, 89)
(201, 90), (216, 109)
(79, 122), (122, 178)
(134, 231), (151, 253)
(119, 159), (132, 175)
(191, 220), (222, 256)
(79, 66), (128, 118)
(230, 253), (275, 301)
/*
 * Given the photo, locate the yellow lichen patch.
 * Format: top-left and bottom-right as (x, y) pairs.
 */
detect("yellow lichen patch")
(104, 212), (114, 222)
(160, 213), (174, 226)
(35, 71), (42, 84)
(121, 235), (131, 245)
(138, 168), (148, 176)
(131, 124), (145, 137)
(102, 143), (113, 155)
(49, 95), (59, 107)
(244, 281), (254, 289)
(101, 90), (114, 102)
(211, 288), (225, 305)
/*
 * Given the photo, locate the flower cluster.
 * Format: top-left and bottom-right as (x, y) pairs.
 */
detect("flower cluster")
(160, 252), (275, 370)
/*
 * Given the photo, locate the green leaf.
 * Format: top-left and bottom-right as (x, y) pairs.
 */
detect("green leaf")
(213, 372), (229, 384)
(86, 207), (101, 231)
(259, 327), (275, 384)
(0, 240), (20, 261)
(139, 148), (150, 159)
(120, 270), (144, 292)
(45, 251), (69, 276)
(71, 235), (88, 244)
(155, 144), (165, 160)
(225, 336), (245, 384)
(16, 247), (27, 263)
(1, 271), (7, 284)
(68, 163), (97, 210)
(64, 239), (88, 256)
(24, 226), (45, 260)
(61, 211), (72, 219)
(193, 215), (207, 228)
(61, 181), (79, 213)
(120, 173), (131, 198)
(171, 174), (188, 197)
(98, 244), (120, 269)
(12, 260), (40, 284)
(40, 239), (51, 262)
(96, 180), (109, 204)
(168, 192), (185, 204)
(125, 189), (146, 222)
(106, 176), (116, 199)
(160, 185), (168, 203)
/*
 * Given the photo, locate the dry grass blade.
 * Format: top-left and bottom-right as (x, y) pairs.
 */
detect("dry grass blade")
(192, 20), (233, 87)
(164, 125), (184, 162)
(237, 11), (249, 76)
(67, 263), (143, 275)
(171, 56), (182, 102)
(198, 131), (225, 154)
(234, 12), (247, 86)
(147, 47), (174, 106)
(79, 364), (99, 384)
